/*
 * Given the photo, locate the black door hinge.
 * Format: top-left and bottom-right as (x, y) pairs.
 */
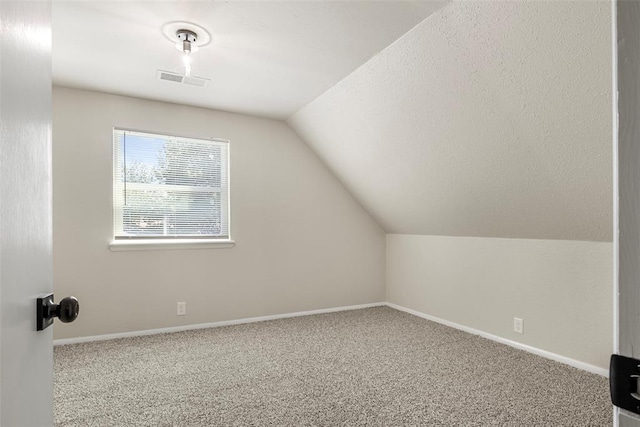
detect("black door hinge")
(610, 354), (640, 414)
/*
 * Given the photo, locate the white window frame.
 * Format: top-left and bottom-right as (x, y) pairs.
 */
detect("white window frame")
(109, 128), (234, 251)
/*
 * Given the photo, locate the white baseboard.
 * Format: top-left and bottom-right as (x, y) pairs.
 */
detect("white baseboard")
(53, 302), (386, 346)
(53, 301), (609, 378)
(385, 302), (609, 377)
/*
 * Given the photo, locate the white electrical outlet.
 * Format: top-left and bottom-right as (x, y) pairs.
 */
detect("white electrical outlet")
(513, 317), (523, 334)
(177, 301), (186, 316)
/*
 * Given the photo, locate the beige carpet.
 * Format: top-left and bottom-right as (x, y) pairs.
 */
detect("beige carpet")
(54, 307), (611, 426)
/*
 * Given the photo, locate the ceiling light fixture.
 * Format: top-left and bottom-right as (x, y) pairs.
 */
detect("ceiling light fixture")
(176, 29), (197, 76)
(160, 21), (211, 79)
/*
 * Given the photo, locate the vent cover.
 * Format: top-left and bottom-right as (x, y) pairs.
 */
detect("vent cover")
(156, 70), (210, 87)
(183, 76), (208, 87)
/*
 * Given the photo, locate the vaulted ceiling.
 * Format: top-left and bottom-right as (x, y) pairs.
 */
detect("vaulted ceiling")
(53, 1), (612, 242)
(289, 1), (612, 242)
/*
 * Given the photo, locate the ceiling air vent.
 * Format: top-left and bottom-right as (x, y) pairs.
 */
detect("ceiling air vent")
(158, 70), (183, 83)
(182, 76), (208, 87)
(156, 70), (210, 87)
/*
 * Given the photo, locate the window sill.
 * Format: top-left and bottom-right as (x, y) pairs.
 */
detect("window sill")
(109, 239), (235, 252)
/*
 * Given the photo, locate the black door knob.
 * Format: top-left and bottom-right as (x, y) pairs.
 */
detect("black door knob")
(56, 296), (79, 323)
(36, 294), (80, 331)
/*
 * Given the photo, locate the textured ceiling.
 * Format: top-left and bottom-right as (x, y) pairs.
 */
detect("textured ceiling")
(52, 0), (447, 119)
(289, 1), (612, 242)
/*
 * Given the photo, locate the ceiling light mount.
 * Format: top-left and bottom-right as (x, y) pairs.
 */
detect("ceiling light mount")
(176, 29), (197, 44)
(176, 29), (198, 53)
(161, 21), (211, 49)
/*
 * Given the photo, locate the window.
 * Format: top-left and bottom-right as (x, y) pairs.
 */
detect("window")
(112, 129), (230, 245)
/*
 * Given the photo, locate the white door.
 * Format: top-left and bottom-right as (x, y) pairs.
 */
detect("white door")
(0, 1), (54, 425)
(616, 0), (640, 426)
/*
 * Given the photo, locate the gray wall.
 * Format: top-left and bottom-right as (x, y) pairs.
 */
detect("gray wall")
(52, 86), (385, 340)
(387, 235), (612, 369)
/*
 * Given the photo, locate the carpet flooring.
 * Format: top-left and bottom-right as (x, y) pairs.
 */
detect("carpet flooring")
(54, 307), (611, 426)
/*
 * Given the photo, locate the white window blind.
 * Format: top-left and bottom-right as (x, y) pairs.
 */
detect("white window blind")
(113, 129), (229, 239)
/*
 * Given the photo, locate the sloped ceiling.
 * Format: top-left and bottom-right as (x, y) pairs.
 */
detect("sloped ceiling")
(289, 1), (612, 242)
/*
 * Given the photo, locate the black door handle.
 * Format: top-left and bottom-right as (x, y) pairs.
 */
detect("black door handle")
(36, 294), (79, 331)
